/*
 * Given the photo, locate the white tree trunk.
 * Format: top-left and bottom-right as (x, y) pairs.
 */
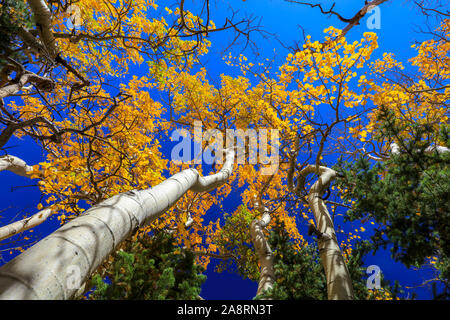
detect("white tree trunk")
(251, 205), (275, 297)
(0, 149), (235, 299)
(300, 165), (354, 300)
(26, 0), (57, 58)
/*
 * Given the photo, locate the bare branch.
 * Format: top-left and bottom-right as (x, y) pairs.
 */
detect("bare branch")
(0, 208), (53, 241)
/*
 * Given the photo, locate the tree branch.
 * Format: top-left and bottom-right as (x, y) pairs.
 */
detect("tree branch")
(0, 155), (35, 178)
(0, 208), (53, 241)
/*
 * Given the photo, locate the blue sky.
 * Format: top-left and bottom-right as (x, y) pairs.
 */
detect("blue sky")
(186, 0), (442, 300)
(0, 0), (444, 299)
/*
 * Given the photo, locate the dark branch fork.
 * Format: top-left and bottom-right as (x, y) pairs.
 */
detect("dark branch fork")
(286, 0), (389, 49)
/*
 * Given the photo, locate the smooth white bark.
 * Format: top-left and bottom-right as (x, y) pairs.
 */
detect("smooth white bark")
(300, 165), (353, 300)
(0, 155), (34, 177)
(0, 149), (235, 299)
(27, 0), (57, 58)
(251, 203), (274, 297)
(0, 208), (53, 241)
(0, 72), (52, 99)
(390, 142), (450, 155)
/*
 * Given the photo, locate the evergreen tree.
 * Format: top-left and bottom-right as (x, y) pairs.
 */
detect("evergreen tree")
(258, 219), (327, 300)
(334, 106), (450, 299)
(89, 231), (206, 300)
(0, 0), (34, 63)
(258, 219), (398, 300)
